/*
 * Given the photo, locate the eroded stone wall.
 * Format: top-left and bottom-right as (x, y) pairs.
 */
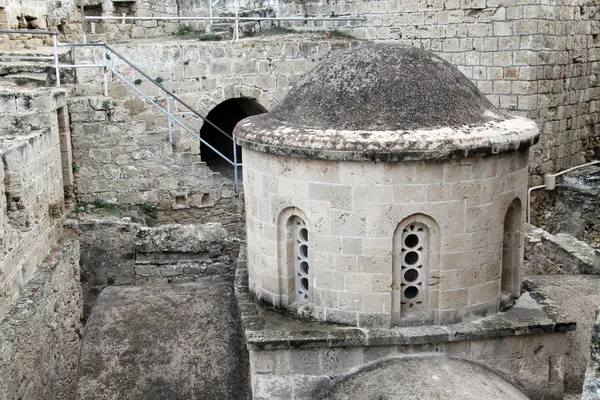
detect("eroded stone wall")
(0, 89), (68, 315)
(71, 0), (600, 185)
(0, 239), (83, 400)
(248, 333), (566, 400)
(68, 95), (244, 229)
(66, 218), (241, 317)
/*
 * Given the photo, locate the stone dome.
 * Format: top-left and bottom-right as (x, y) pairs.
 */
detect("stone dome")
(234, 43), (539, 161)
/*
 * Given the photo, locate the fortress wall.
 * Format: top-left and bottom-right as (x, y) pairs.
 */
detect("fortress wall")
(0, 90), (68, 315)
(73, 0), (600, 182)
(0, 239), (82, 400)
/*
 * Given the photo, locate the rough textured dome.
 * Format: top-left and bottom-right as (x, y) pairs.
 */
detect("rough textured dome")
(234, 43), (539, 162)
(271, 43), (504, 131)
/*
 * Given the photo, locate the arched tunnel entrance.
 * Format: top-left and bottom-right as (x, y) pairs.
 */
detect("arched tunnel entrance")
(200, 98), (267, 176)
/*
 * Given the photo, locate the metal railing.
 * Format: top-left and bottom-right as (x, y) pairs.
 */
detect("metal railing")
(61, 42), (242, 192)
(0, 30), (242, 192)
(0, 29), (61, 87)
(81, 8), (364, 42)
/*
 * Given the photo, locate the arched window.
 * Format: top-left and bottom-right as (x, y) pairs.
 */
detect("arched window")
(399, 223), (428, 310)
(502, 198), (523, 298)
(392, 214), (440, 325)
(294, 217), (310, 301)
(277, 207), (311, 306)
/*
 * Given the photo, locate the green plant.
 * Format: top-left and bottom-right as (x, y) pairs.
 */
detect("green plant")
(174, 25), (194, 36)
(133, 78), (143, 85)
(154, 76), (164, 84)
(71, 161), (78, 173)
(100, 99), (111, 109)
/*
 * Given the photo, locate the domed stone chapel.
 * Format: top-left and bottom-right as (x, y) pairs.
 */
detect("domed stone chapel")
(234, 43), (573, 399)
(236, 43), (538, 327)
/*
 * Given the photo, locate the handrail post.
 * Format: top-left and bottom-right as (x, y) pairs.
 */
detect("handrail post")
(234, 1), (239, 42)
(52, 34), (61, 88)
(102, 45), (109, 96)
(167, 95), (173, 144)
(233, 140), (239, 193)
(81, 4), (87, 43)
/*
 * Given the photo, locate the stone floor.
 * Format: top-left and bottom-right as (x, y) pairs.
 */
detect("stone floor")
(525, 274), (600, 396)
(76, 277), (251, 400)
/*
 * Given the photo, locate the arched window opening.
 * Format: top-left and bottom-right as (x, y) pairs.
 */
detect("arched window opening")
(294, 217), (310, 301)
(200, 98), (267, 176)
(399, 223), (428, 310)
(502, 198), (523, 298)
(393, 214), (440, 325)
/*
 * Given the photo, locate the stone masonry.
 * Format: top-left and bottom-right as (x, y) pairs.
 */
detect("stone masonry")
(0, 88), (69, 315)
(0, 239), (83, 400)
(71, 0), (600, 186)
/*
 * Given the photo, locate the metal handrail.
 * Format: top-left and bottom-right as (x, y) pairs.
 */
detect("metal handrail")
(1, 31), (241, 192)
(0, 29), (61, 87)
(104, 44), (234, 141)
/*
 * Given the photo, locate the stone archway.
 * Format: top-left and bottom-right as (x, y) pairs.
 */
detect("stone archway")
(200, 98), (267, 174)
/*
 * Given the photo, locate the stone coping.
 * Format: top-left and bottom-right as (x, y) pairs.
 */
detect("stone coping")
(234, 247), (575, 350)
(234, 115), (539, 162)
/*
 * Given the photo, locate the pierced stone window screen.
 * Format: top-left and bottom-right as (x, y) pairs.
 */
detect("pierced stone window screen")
(501, 199), (523, 297)
(294, 217), (309, 301)
(399, 223), (428, 310)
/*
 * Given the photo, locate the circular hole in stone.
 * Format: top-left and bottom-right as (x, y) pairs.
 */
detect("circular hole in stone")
(301, 278), (309, 291)
(404, 286), (419, 300)
(299, 244), (308, 258)
(404, 268), (419, 282)
(299, 228), (308, 242)
(404, 251), (419, 265)
(300, 261), (309, 275)
(404, 234), (419, 248)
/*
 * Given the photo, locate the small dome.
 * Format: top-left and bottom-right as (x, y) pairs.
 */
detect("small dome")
(271, 43), (504, 131)
(234, 43), (539, 162)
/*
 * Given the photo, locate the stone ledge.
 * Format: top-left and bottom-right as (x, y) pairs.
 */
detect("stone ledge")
(234, 247), (576, 351)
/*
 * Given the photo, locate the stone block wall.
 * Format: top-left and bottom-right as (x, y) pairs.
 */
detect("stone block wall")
(71, 0), (600, 183)
(72, 39), (356, 112)
(66, 218), (240, 317)
(273, 0), (600, 181)
(0, 89), (68, 315)
(0, 239), (83, 400)
(242, 148), (529, 327)
(248, 333), (566, 400)
(68, 95), (243, 227)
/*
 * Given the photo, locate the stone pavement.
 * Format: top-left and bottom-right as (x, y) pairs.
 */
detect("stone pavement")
(76, 278), (251, 400)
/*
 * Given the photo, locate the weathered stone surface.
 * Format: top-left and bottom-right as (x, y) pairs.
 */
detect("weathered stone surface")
(235, 44), (539, 162)
(66, 218), (241, 319)
(0, 239), (83, 400)
(583, 306), (600, 400)
(76, 280), (251, 400)
(539, 166), (600, 248)
(236, 254), (572, 400)
(525, 275), (600, 395)
(525, 224), (599, 276)
(0, 87), (68, 315)
(317, 354), (529, 400)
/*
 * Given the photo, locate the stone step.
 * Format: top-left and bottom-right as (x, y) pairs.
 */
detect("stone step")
(1, 73), (49, 88)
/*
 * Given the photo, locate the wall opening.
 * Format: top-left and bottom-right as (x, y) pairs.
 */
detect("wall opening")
(501, 198), (523, 298)
(277, 207), (310, 307)
(200, 98), (267, 175)
(392, 214), (440, 325)
(112, 1), (136, 17)
(83, 5), (103, 34)
(57, 106), (75, 207)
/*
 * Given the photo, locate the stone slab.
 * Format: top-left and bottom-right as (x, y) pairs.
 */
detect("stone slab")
(76, 279), (251, 400)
